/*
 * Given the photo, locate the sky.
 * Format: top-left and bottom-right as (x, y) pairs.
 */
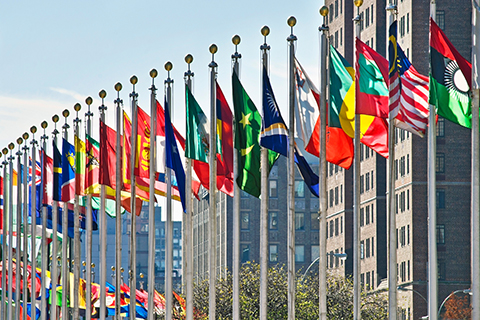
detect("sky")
(0, 0), (325, 219)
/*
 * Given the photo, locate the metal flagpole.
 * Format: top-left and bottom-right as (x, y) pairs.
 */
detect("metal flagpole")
(318, 7), (329, 320)
(40, 121), (49, 320)
(183, 55), (194, 320)
(385, 4), (398, 320)
(98, 89), (108, 320)
(15, 136), (23, 320)
(129, 75), (139, 319)
(286, 16), (297, 320)
(1, 149), (8, 320)
(73, 103), (82, 320)
(51, 114), (60, 320)
(22, 132), (30, 320)
(259, 26), (270, 320)
(30, 126), (38, 319)
(61, 109), (70, 320)
(471, 1), (480, 318)
(208, 44), (218, 320)
(148, 68), (158, 320)
(428, 3), (438, 320)
(231, 35), (241, 320)
(164, 61), (174, 320)
(85, 96), (94, 320)
(7, 142), (14, 320)
(353, 0), (363, 319)
(113, 82), (123, 320)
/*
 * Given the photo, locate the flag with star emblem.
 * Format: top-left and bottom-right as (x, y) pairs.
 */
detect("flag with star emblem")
(61, 138), (75, 202)
(53, 142), (62, 201)
(232, 71), (278, 198)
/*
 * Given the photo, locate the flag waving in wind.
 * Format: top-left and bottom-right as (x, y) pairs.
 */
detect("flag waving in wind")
(53, 142), (62, 202)
(61, 138), (76, 202)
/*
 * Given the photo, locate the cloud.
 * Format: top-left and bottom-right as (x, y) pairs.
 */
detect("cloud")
(50, 87), (86, 102)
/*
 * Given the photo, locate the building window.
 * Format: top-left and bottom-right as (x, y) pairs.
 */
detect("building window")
(406, 13), (409, 33)
(269, 180), (277, 198)
(407, 154), (409, 175)
(360, 207), (365, 227)
(360, 241), (364, 259)
(360, 175), (364, 194)
(311, 213), (319, 230)
(340, 0), (342, 14)
(241, 244), (250, 263)
(329, 251), (334, 268)
(437, 189), (446, 209)
(335, 187), (339, 205)
(340, 28), (343, 46)
(295, 181), (305, 198)
(269, 245), (278, 262)
(334, 31), (338, 48)
(366, 205), (370, 225)
(365, 172), (370, 191)
(395, 193), (399, 214)
(436, 153), (445, 173)
(371, 271), (375, 289)
(437, 224), (445, 244)
(329, 189), (334, 207)
(335, 0), (338, 17)
(436, 10), (445, 30)
(335, 218), (339, 236)
(407, 225), (410, 245)
(400, 226), (406, 247)
(341, 184), (343, 203)
(329, 4), (334, 23)
(269, 212), (278, 230)
(295, 213), (305, 230)
(371, 4), (374, 24)
(371, 237), (374, 256)
(371, 170), (374, 189)
(311, 245), (320, 262)
(407, 189), (410, 210)
(329, 162), (334, 176)
(366, 271), (371, 289)
(365, 7), (370, 28)
(437, 117), (445, 136)
(360, 143), (364, 161)
(341, 216), (343, 233)
(395, 159), (399, 180)
(330, 220), (334, 238)
(371, 204), (374, 223)
(295, 245), (305, 263)
(366, 238), (370, 258)
(241, 212), (250, 230)
(438, 261), (446, 280)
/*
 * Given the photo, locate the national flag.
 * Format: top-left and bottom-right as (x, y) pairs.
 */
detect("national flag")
(295, 57), (354, 169)
(41, 151), (53, 206)
(28, 158), (42, 187)
(53, 142), (62, 201)
(330, 45), (389, 158)
(388, 21), (401, 117)
(185, 85), (211, 163)
(75, 135), (86, 195)
(429, 17), (472, 128)
(293, 145), (319, 197)
(232, 71), (278, 198)
(134, 106), (152, 179)
(260, 67), (288, 157)
(99, 121), (118, 190)
(0, 176), (3, 230)
(164, 99), (186, 212)
(355, 38), (389, 118)
(85, 134), (100, 195)
(61, 138), (75, 202)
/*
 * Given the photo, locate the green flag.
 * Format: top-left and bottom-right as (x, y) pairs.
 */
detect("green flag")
(185, 85), (211, 163)
(232, 71), (278, 198)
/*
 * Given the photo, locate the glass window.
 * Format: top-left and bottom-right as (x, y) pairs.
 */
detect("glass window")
(365, 7), (370, 27)
(366, 205), (370, 225)
(366, 172), (370, 191)
(329, 220), (334, 238)
(366, 238), (370, 258)
(311, 245), (320, 262)
(436, 10), (445, 30)
(437, 117), (445, 136)
(438, 261), (446, 280)
(241, 244), (250, 263)
(371, 237), (374, 256)
(437, 189), (445, 209)
(295, 213), (305, 230)
(269, 245), (278, 262)
(241, 212), (250, 230)
(329, 4), (334, 23)
(295, 245), (305, 263)
(295, 181), (305, 198)
(436, 153), (445, 173)
(360, 241), (364, 259)
(371, 4), (374, 23)
(335, 187), (339, 205)
(335, 218), (339, 236)
(269, 212), (278, 230)
(329, 189), (334, 207)
(335, 0), (338, 17)
(360, 208), (365, 227)
(437, 225), (445, 244)
(340, 28), (343, 46)
(360, 175), (364, 194)
(311, 213), (319, 230)
(241, 190), (250, 198)
(371, 170), (374, 189)
(269, 180), (277, 198)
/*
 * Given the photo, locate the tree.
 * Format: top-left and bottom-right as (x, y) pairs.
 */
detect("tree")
(442, 293), (471, 320)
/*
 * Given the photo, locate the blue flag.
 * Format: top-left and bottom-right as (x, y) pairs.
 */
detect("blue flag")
(53, 142), (62, 201)
(165, 99), (186, 212)
(294, 145), (319, 197)
(260, 67), (289, 157)
(61, 138), (75, 202)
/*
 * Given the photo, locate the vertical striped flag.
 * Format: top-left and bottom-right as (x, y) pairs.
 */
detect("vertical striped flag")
(61, 138), (75, 202)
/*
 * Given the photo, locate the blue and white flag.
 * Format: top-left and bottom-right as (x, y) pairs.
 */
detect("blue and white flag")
(294, 144), (319, 197)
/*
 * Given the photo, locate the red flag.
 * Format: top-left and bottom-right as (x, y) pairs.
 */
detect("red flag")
(99, 120), (119, 189)
(41, 151), (53, 206)
(135, 107), (151, 178)
(0, 176), (3, 230)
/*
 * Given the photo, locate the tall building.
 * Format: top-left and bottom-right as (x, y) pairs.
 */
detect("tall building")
(324, 0), (472, 318)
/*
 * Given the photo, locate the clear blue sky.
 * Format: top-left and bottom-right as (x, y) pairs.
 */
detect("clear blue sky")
(0, 0), (325, 218)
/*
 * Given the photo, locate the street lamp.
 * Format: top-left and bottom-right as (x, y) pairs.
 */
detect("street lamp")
(414, 288), (472, 320)
(397, 285), (428, 304)
(303, 253), (348, 280)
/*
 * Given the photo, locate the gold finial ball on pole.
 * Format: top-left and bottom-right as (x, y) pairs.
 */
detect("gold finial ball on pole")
(31, 126), (37, 134)
(354, 0), (363, 7)
(261, 25), (270, 37)
(91, 263), (95, 268)
(8, 143), (14, 150)
(17, 137), (23, 145)
(130, 75), (138, 85)
(86, 96), (93, 106)
(82, 261), (86, 267)
(287, 16), (297, 27)
(232, 35), (241, 45)
(22, 132), (29, 140)
(140, 273), (144, 279)
(41, 121), (48, 129)
(120, 267), (124, 273)
(57, 256), (61, 262)
(111, 266), (115, 272)
(320, 6), (329, 16)
(209, 44), (218, 54)
(2, 148), (8, 155)
(52, 115), (60, 123)
(74, 103), (81, 112)
(185, 54), (193, 64)
(114, 82), (122, 92)
(150, 68), (158, 78)
(165, 61), (173, 71)
(62, 109), (70, 118)
(99, 90), (107, 99)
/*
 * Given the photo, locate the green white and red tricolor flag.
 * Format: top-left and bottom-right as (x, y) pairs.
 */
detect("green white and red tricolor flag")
(355, 37), (389, 118)
(429, 17), (472, 128)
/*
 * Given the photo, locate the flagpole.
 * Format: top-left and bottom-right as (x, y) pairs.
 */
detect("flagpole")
(40, 121), (49, 320)
(22, 132), (30, 320)
(164, 62), (174, 320)
(259, 27), (270, 320)
(183, 55), (194, 320)
(471, 1), (480, 319)
(353, 1), (363, 319)
(148, 68), (158, 320)
(286, 16), (297, 320)
(7, 142), (14, 320)
(318, 8), (329, 320)
(98, 89), (108, 320)
(30, 126), (38, 319)
(73, 103), (82, 320)
(428, 3), (438, 320)
(61, 109), (70, 320)
(15, 136), (23, 320)
(85, 96), (94, 320)
(385, 4), (398, 320)
(231, 35), (241, 320)
(113, 82), (123, 320)
(129, 75), (139, 319)
(1, 148), (8, 320)
(208, 44), (218, 320)
(51, 114), (60, 320)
